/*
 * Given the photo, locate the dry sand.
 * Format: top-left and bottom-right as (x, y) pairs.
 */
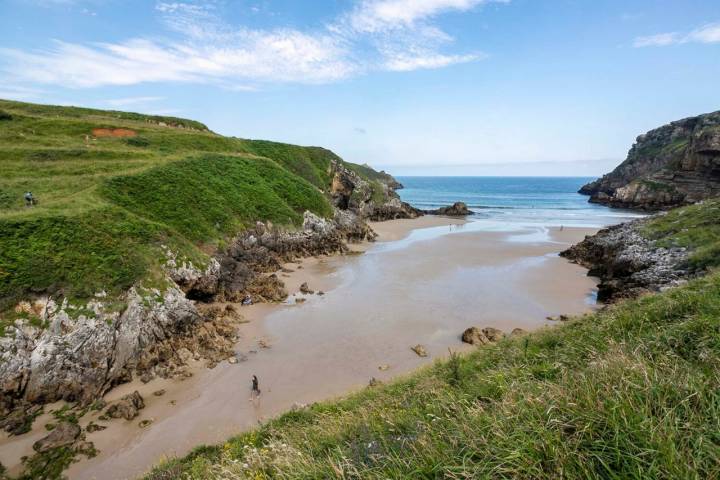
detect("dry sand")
(0, 218), (599, 480)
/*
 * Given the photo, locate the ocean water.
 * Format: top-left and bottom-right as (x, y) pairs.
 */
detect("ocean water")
(396, 176), (644, 229)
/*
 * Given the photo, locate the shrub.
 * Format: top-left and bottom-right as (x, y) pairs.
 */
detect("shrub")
(125, 136), (150, 147)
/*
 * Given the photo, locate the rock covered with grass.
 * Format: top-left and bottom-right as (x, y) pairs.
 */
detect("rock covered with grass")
(562, 216), (692, 302)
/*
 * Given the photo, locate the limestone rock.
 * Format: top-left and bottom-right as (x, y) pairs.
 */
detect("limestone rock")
(461, 327), (490, 346)
(482, 327), (505, 342)
(411, 345), (428, 357)
(423, 202), (473, 216)
(32, 421), (80, 453)
(580, 110), (720, 210)
(561, 217), (690, 302)
(106, 391), (144, 421)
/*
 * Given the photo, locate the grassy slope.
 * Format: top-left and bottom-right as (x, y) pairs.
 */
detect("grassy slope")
(0, 99), (368, 312)
(147, 202), (720, 480)
(148, 271), (720, 480)
(642, 198), (720, 270)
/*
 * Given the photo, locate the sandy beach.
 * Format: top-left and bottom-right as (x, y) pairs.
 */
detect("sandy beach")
(0, 217), (599, 480)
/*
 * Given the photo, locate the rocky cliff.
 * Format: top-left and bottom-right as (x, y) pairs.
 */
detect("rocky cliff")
(560, 219), (691, 302)
(580, 111), (720, 210)
(561, 197), (720, 302)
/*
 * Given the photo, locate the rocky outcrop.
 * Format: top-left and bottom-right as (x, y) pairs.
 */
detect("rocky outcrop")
(105, 391), (144, 421)
(0, 286), (239, 417)
(580, 111), (720, 210)
(461, 326), (507, 346)
(33, 421), (81, 453)
(423, 202), (473, 216)
(177, 211), (372, 303)
(561, 218), (690, 302)
(461, 327), (489, 346)
(328, 160), (421, 221)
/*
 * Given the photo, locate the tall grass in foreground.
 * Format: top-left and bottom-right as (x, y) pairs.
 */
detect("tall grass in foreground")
(147, 271), (720, 479)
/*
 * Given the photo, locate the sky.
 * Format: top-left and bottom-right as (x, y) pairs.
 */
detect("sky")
(1, 0), (719, 176)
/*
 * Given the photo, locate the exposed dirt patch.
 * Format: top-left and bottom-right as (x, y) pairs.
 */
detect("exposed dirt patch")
(91, 128), (137, 138)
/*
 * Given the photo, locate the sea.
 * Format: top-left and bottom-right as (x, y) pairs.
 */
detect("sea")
(396, 176), (644, 230)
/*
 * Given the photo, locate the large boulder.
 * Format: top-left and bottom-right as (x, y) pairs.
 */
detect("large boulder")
(461, 327), (490, 345)
(482, 327), (505, 342)
(33, 421), (80, 453)
(423, 202), (473, 216)
(105, 391), (145, 421)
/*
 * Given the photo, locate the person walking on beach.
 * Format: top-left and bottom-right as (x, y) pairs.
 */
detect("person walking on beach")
(251, 375), (261, 399)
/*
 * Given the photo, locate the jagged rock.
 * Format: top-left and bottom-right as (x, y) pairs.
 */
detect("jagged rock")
(86, 422), (106, 433)
(32, 421), (80, 453)
(105, 391), (144, 421)
(227, 356), (238, 364)
(561, 217), (690, 302)
(411, 345), (428, 357)
(423, 202), (473, 216)
(580, 110), (720, 210)
(0, 404), (42, 435)
(510, 328), (528, 337)
(368, 377), (381, 387)
(378, 364), (389, 371)
(152, 389), (166, 397)
(461, 327), (490, 346)
(482, 327), (505, 342)
(299, 282), (314, 294)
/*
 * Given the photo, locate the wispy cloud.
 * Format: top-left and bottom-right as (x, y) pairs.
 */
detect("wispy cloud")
(346, 0), (506, 33)
(0, 0), (503, 88)
(634, 22), (720, 47)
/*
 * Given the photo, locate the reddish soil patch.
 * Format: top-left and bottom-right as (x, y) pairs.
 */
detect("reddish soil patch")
(92, 128), (137, 138)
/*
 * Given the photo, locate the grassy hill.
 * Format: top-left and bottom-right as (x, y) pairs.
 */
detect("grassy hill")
(146, 201), (720, 480)
(0, 99), (375, 314)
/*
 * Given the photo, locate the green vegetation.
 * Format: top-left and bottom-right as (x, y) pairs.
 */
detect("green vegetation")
(0, 99), (383, 312)
(643, 198), (720, 270)
(639, 179), (676, 193)
(148, 269), (720, 479)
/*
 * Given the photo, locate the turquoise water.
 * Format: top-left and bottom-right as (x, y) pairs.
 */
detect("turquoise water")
(396, 176), (643, 229)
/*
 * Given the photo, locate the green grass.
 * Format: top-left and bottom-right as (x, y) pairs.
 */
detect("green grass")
(147, 269), (720, 480)
(102, 154), (332, 242)
(642, 198), (720, 270)
(0, 99), (386, 313)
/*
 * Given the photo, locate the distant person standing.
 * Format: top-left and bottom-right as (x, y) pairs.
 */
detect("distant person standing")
(24, 191), (35, 207)
(251, 375), (261, 399)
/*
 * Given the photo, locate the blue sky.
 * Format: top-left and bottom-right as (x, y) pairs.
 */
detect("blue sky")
(1, 0), (719, 176)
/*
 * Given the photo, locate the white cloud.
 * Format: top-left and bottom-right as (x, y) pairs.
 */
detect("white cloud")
(687, 23), (720, 44)
(347, 0), (504, 33)
(633, 32), (680, 48)
(634, 22), (720, 47)
(0, 0), (502, 88)
(384, 51), (480, 71)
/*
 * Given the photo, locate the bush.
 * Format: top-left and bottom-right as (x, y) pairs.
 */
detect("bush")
(0, 110), (12, 121)
(125, 136), (150, 147)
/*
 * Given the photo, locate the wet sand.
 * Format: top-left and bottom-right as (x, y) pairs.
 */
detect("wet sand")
(1, 218), (599, 480)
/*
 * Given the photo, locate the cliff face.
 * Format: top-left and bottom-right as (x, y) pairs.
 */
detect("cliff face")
(580, 111), (720, 210)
